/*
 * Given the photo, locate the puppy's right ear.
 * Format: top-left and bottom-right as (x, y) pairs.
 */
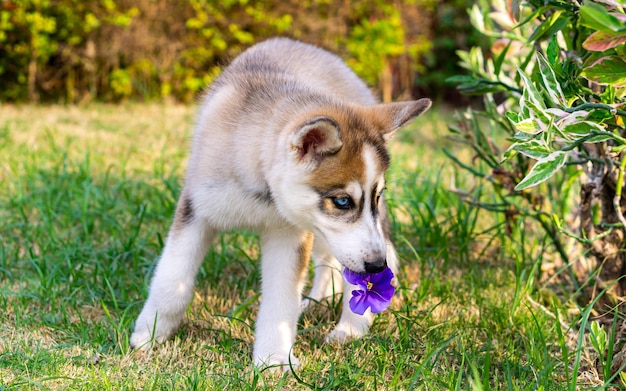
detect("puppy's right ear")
(370, 98), (432, 141)
(291, 117), (343, 162)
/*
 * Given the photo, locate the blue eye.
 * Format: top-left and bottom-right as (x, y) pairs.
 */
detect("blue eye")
(333, 196), (353, 209)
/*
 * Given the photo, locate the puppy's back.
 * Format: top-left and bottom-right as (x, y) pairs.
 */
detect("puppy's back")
(217, 38), (377, 106)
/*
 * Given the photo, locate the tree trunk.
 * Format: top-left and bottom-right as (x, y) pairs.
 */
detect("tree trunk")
(579, 177), (626, 310)
(86, 37), (97, 100)
(28, 37), (39, 102)
(380, 60), (392, 103)
(578, 163), (626, 377)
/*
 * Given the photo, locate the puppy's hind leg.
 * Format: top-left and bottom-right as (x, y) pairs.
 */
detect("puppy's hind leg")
(302, 236), (343, 309)
(131, 193), (215, 350)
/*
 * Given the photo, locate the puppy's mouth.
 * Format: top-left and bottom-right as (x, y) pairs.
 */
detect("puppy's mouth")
(364, 260), (387, 274)
(345, 265), (387, 276)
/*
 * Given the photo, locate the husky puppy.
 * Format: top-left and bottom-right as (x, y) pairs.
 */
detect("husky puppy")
(131, 37), (431, 369)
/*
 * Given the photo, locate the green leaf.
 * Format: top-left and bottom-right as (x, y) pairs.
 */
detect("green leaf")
(612, 144), (626, 153)
(455, 47), (485, 74)
(518, 67), (546, 111)
(511, 0), (521, 22)
(585, 133), (615, 143)
(551, 109), (589, 128)
(516, 5), (546, 28)
(457, 80), (508, 95)
(580, 2), (626, 33)
(515, 151), (568, 190)
(590, 321), (607, 354)
(527, 11), (569, 42)
(537, 53), (566, 107)
(502, 147), (518, 161)
(469, 4), (486, 34)
(507, 139), (552, 160)
(506, 112), (519, 123)
(515, 118), (544, 134)
(563, 121), (606, 137)
(446, 75), (476, 84)
(582, 56), (626, 87)
(511, 131), (534, 142)
(562, 121), (625, 145)
(546, 35), (560, 69)
(587, 108), (616, 123)
(493, 40), (511, 76)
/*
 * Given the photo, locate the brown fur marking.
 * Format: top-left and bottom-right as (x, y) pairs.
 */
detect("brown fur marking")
(304, 105), (390, 192)
(172, 194), (194, 233)
(297, 232), (315, 279)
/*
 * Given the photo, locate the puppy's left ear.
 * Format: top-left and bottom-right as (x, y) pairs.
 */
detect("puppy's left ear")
(291, 116), (343, 163)
(372, 98), (432, 141)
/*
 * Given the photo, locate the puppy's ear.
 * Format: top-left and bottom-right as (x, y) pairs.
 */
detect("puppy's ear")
(291, 117), (342, 162)
(371, 98), (432, 141)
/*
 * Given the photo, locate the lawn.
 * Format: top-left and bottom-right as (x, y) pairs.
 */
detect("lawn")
(0, 104), (606, 389)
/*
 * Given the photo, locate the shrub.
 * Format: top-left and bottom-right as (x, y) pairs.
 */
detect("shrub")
(448, 0), (626, 380)
(0, 0), (434, 103)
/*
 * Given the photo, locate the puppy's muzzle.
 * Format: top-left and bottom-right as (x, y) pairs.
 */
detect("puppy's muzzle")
(364, 258), (387, 274)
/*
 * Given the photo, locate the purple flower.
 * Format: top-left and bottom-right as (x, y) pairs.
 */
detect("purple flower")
(343, 266), (395, 315)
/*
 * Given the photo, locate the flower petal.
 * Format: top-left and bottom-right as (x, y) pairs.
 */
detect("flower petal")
(367, 292), (392, 313)
(372, 282), (395, 301)
(345, 266), (395, 314)
(348, 289), (369, 315)
(343, 268), (367, 288)
(369, 267), (394, 286)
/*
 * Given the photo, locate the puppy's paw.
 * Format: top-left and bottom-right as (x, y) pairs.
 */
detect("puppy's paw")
(301, 298), (312, 310)
(305, 270), (343, 308)
(130, 328), (159, 351)
(254, 352), (300, 373)
(325, 322), (368, 344)
(302, 293), (343, 311)
(130, 309), (181, 350)
(300, 297), (320, 310)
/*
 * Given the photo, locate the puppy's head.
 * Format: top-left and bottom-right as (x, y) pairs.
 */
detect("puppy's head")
(275, 98), (431, 273)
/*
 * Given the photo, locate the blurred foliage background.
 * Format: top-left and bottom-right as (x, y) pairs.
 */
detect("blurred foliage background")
(0, 0), (479, 103)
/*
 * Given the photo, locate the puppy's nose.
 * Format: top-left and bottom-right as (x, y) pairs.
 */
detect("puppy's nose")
(364, 258), (387, 274)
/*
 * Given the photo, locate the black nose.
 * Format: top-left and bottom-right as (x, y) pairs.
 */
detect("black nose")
(364, 259), (387, 274)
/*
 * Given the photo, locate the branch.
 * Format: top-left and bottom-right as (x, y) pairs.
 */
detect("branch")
(443, 148), (487, 178)
(565, 103), (626, 117)
(480, 79), (523, 94)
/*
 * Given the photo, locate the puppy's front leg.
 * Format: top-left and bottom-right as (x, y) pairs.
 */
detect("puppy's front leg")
(131, 194), (215, 349)
(253, 229), (313, 370)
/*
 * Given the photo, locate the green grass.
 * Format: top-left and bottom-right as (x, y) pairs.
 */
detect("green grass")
(0, 103), (614, 389)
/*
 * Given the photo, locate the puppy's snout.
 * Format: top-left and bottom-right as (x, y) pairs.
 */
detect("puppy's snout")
(364, 258), (387, 274)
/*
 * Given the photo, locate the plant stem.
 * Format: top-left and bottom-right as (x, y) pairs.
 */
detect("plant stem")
(613, 155), (626, 229)
(565, 103), (626, 117)
(481, 79), (523, 94)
